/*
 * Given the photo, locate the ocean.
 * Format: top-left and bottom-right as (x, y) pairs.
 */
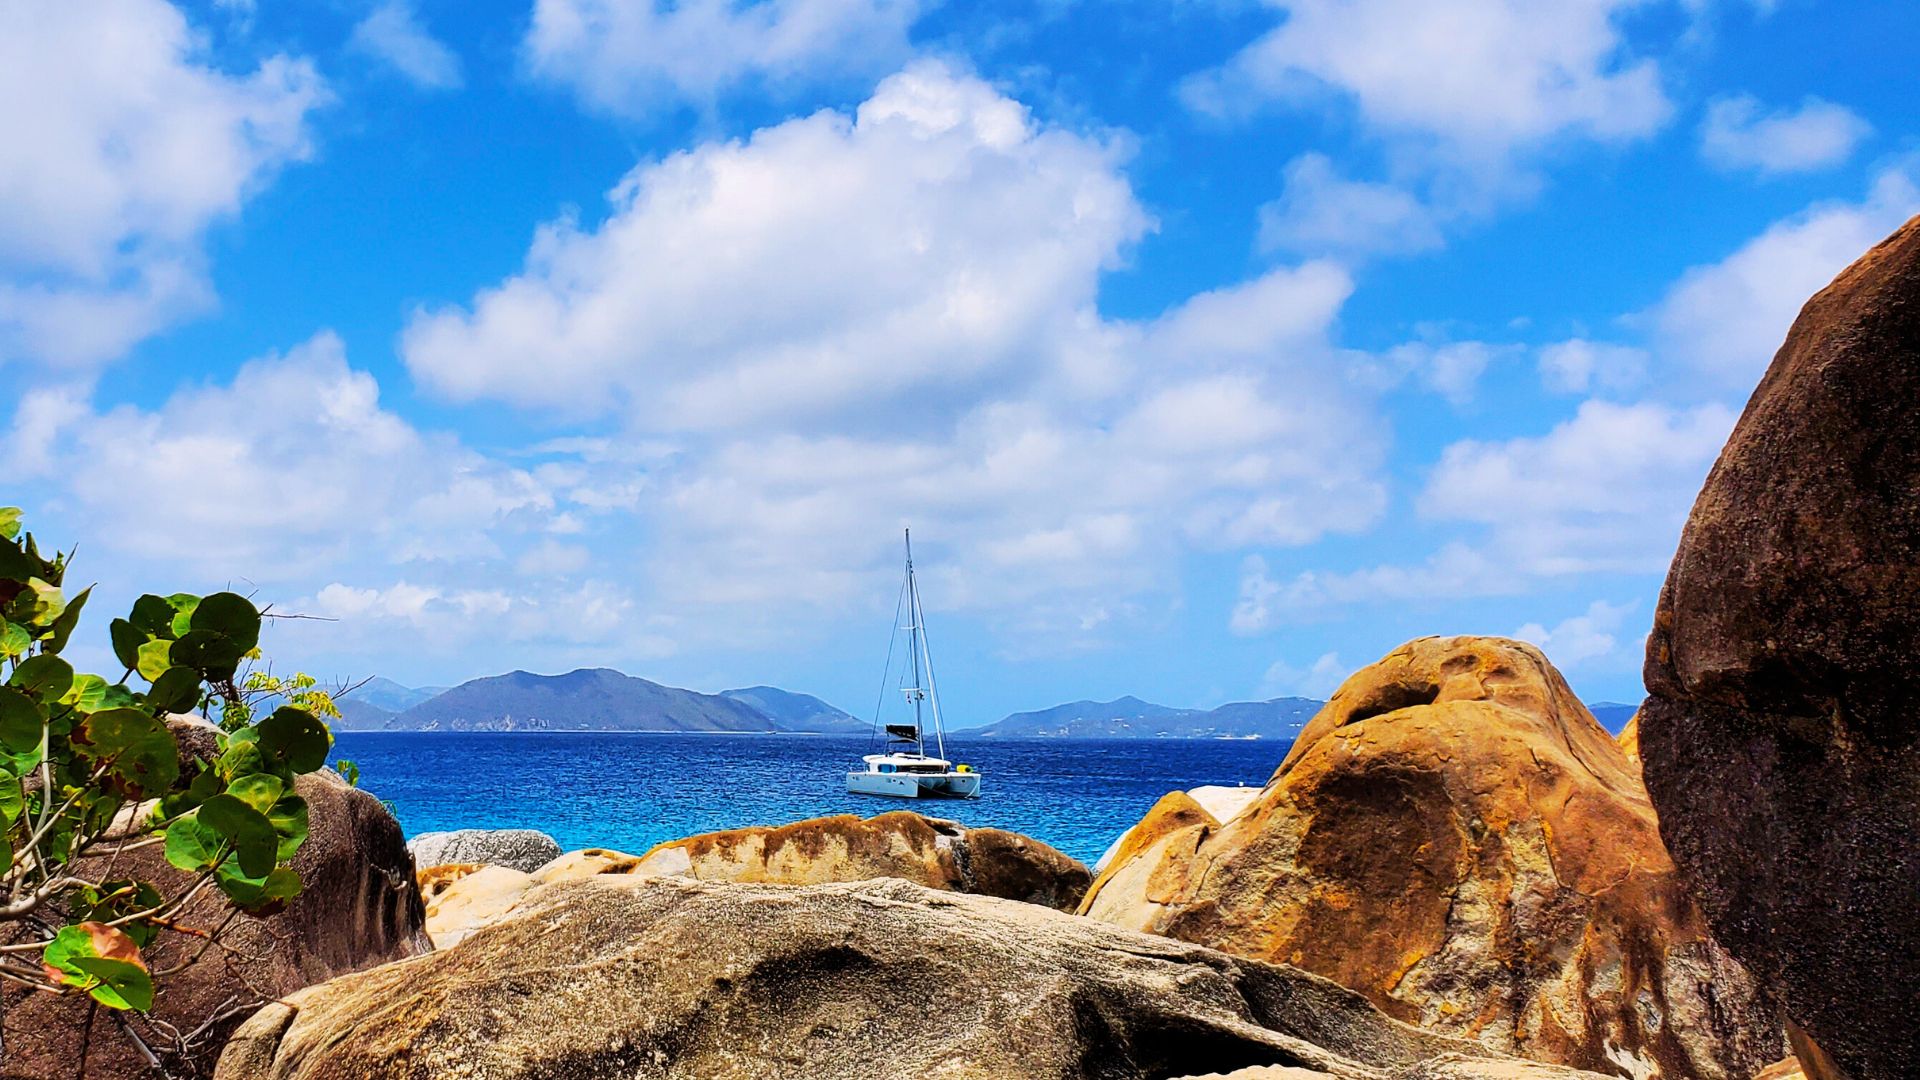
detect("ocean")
(331, 732), (1288, 866)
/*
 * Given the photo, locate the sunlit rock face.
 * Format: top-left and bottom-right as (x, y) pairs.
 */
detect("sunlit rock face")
(1642, 213), (1920, 1080)
(219, 874), (1556, 1080)
(417, 811), (1091, 946)
(1082, 636), (1782, 1080)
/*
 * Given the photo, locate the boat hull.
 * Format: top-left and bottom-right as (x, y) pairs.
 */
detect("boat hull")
(846, 771), (982, 799)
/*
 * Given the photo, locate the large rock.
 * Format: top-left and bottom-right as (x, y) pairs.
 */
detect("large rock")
(219, 874), (1596, 1080)
(1081, 636), (1782, 1080)
(630, 810), (1091, 910)
(408, 827), (561, 873)
(2, 720), (430, 1078)
(1640, 214), (1920, 1080)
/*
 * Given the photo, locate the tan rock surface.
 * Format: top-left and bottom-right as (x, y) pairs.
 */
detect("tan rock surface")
(219, 874), (1575, 1080)
(419, 813), (1090, 946)
(629, 809), (1091, 910)
(1082, 636), (1781, 1080)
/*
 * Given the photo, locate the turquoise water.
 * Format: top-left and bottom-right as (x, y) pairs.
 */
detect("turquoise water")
(332, 732), (1286, 865)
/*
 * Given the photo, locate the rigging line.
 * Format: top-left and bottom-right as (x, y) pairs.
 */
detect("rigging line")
(868, 568), (909, 756)
(914, 566), (949, 762)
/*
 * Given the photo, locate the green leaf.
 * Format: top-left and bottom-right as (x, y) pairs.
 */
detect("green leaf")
(6, 578), (63, 627)
(216, 865), (301, 914)
(78, 708), (180, 797)
(166, 593), (201, 638)
(198, 793), (278, 878)
(145, 666), (202, 714)
(62, 674), (108, 714)
(257, 707), (331, 774)
(0, 620), (28, 659)
(43, 923), (151, 1011)
(225, 773), (284, 814)
(159, 762), (222, 820)
(334, 758), (360, 787)
(164, 813), (223, 872)
(129, 594), (179, 638)
(135, 639), (173, 681)
(188, 592), (259, 652)
(44, 585), (89, 655)
(75, 881), (164, 948)
(216, 727), (265, 781)
(0, 540), (33, 586)
(0, 778), (22, 825)
(70, 957), (154, 1011)
(0, 686), (44, 753)
(9, 654), (73, 702)
(109, 618), (146, 673)
(169, 629), (243, 679)
(0, 507), (19, 541)
(267, 792), (309, 861)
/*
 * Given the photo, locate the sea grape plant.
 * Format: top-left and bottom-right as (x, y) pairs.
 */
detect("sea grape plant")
(0, 508), (333, 1013)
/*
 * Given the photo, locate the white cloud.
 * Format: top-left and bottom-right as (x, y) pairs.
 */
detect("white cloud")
(1419, 399), (1736, 576)
(524, 0), (922, 117)
(352, 1), (464, 90)
(1231, 555), (1281, 635)
(1383, 339), (1505, 405)
(1258, 651), (1347, 699)
(1654, 166), (1920, 389)
(1536, 338), (1648, 394)
(0, 0), (326, 368)
(1257, 153), (1443, 259)
(1185, 0), (1671, 158)
(14, 332), (558, 576)
(405, 61), (1148, 428)
(1700, 95), (1870, 176)
(402, 63), (1390, 647)
(1514, 599), (1635, 668)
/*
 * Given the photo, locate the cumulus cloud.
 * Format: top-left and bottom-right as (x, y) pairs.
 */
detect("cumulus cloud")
(524, 0), (922, 117)
(406, 64), (1389, 642)
(1654, 166), (1920, 389)
(1536, 338), (1649, 394)
(406, 61), (1148, 427)
(13, 332), (558, 576)
(1258, 651), (1347, 699)
(1515, 599), (1637, 668)
(1185, 0), (1670, 159)
(1700, 95), (1870, 176)
(351, 1), (464, 90)
(0, 0), (326, 368)
(1257, 153), (1444, 259)
(1419, 399), (1736, 576)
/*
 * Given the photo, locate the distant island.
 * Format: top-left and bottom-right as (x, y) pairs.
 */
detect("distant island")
(332, 668), (1639, 738)
(968, 695), (1322, 740)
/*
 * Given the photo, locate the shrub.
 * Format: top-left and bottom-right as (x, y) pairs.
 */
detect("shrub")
(0, 507), (331, 1012)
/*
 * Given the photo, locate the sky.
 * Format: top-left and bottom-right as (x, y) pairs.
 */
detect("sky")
(4, 0), (1917, 726)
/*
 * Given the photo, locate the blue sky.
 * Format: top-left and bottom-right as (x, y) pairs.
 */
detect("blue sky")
(4, 0), (1916, 725)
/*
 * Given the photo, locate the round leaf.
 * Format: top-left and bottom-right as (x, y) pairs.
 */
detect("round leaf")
(108, 618), (146, 672)
(9, 654), (73, 702)
(0, 686), (44, 753)
(70, 956), (154, 1011)
(225, 773), (284, 814)
(164, 814), (222, 873)
(134, 639), (173, 682)
(145, 666), (202, 714)
(128, 594), (178, 639)
(198, 793), (278, 878)
(169, 629), (242, 678)
(79, 708), (180, 797)
(267, 792), (309, 861)
(188, 592), (260, 652)
(257, 707), (331, 773)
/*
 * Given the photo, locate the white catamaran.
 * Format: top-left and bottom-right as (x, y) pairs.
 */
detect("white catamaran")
(847, 530), (982, 799)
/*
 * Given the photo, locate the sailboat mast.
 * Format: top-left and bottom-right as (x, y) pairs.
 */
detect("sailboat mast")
(907, 536), (949, 762)
(905, 529), (926, 756)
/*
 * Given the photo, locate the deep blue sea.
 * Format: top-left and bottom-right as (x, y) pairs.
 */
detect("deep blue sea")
(330, 733), (1286, 866)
